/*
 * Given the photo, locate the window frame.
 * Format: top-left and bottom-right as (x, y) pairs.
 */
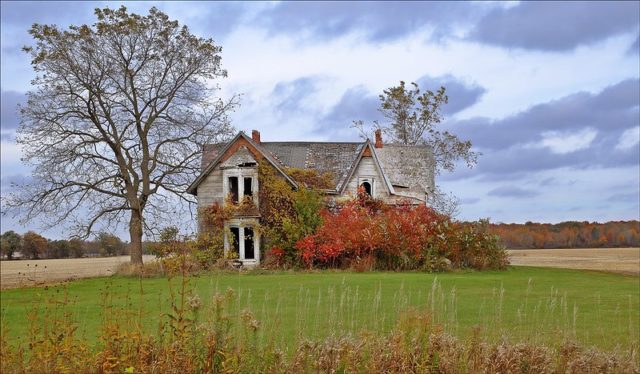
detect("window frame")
(357, 177), (375, 197)
(223, 168), (259, 207)
(225, 220), (260, 263)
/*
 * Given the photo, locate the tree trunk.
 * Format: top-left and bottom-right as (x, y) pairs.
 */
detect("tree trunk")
(129, 209), (144, 265)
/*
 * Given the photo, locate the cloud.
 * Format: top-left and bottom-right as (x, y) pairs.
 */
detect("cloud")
(272, 76), (322, 113)
(470, 1), (640, 51)
(315, 74), (486, 139)
(487, 186), (538, 198)
(448, 78), (640, 152)
(630, 34), (640, 55)
(615, 126), (640, 150)
(538, 128), (598, 154)
(416, 75), (486, 115)
(256, 2), (485, 43)
(1, 90), (25, 131)
(314, 85), (380, 139)
(607, 191), (640, 203)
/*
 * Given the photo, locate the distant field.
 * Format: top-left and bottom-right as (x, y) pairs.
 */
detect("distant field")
(0, 255), (156, 289)
(508, 247), (639, 275)
(1, 248), (638, 289)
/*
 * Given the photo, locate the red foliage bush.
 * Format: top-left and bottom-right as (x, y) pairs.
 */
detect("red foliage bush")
(296, 195), (508, 271)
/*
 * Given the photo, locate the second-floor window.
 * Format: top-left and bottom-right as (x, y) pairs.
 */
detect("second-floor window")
(244, 177), (253, 198)
(225, 172), (257, 206)
(229, 176), (239, 204)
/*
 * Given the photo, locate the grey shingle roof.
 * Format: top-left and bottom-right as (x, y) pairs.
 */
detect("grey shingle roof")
(376, 144), (435, 200)
(199, 137), (434, 196)
(262, 142), (364, 190)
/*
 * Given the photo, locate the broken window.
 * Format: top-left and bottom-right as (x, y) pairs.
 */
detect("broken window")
(243, 177), (253, 199)
(244, 227), (255, 259)
(230, 227), (240, 256)
(360, 181), (372, 196)
(228, 176), (239, 204)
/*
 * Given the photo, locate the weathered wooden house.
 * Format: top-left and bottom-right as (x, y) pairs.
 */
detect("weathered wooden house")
(187, 129), (435, 265)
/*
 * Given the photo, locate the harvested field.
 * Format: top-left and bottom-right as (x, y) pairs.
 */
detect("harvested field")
(0, 255), (156, 289)
(508, 247), (639, 275)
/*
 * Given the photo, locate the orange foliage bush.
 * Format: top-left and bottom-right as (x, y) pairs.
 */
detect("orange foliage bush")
(296, 192), (508, 271)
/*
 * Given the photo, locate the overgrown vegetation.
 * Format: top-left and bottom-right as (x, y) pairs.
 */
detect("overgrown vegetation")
(296, 192), (507, 271)
(145, 162), (507, 272)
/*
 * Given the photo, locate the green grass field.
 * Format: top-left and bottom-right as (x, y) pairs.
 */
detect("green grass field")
(1, 266), (638, 352)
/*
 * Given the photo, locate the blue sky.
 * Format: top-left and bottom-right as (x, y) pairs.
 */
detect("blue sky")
(1, 1), (639, 238)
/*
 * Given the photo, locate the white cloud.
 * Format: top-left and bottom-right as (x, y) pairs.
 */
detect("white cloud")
(615, 126), (640, 150)
(539, 127), (597, 154)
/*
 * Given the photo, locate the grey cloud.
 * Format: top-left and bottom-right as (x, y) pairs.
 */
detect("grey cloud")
(539, 177), (556, 186)
(1, 1), (97, 56)
(416, 75), (486, 115)
(315, 74), (486, 139)
(317, 86), (380, 138)
(607, 191), (640, 203)
(149, 2), (247, 39)
(630, 34), (640, 55)
(0, 2), (241, 58)
(256, 2), (485, 43)
(1, 90), (25, 131)
(448, 78), (640, 151)
(471, 1), (640, 51)
(0, 1), (94, 26)
(488, 186), (539, 198)
(272, 76), (322, 113)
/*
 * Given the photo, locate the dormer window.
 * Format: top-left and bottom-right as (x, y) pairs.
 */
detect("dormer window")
(358, 177), (374, 197)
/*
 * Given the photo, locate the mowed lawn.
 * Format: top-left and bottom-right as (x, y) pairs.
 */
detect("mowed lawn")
(1, 266), (638, 351)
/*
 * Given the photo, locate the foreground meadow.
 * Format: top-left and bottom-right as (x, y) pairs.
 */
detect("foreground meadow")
(1, 266), (638, 372)
(2, 267), (638, 348)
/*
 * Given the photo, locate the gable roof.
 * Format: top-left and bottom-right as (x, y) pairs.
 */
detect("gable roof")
(187, 132), (298, 195)
(191, 132), (435, 198)
(338, 140), (395, 195)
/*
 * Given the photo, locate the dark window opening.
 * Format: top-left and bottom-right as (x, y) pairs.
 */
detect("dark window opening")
(230, 227), (240, 256)
(360, 181), (372, 196)
(228, 176), (239, 204)
(244, 227), (255, 259)
(239, 162), (257, 167)
(243, 177), (253, 198)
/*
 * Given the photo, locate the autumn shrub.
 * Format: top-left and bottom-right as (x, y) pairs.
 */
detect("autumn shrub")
(258, 163), (325, 267)
(296, 193), (508, 271)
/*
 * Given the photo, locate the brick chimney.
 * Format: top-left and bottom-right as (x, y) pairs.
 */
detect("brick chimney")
(374, 129), (383, 148)
(251, 129), (261, 144)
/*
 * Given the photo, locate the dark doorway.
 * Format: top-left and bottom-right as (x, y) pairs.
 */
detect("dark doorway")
(244, 227), (255, 259)
(230, 227), (240, 256)
(360, 181), (372, 196)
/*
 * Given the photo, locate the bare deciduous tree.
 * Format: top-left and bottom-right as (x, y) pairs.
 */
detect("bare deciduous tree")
(6, 7), (237, 264)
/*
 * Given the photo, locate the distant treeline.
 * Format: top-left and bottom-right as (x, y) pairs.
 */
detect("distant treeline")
(488, 221), (640, 249)
(0, 230), (128, 260)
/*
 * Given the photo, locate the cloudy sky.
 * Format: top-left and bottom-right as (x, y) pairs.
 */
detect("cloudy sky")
(1, 1), (639, 238)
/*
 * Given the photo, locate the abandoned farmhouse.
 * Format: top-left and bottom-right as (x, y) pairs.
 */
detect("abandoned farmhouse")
(187, 130), (435, 265)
